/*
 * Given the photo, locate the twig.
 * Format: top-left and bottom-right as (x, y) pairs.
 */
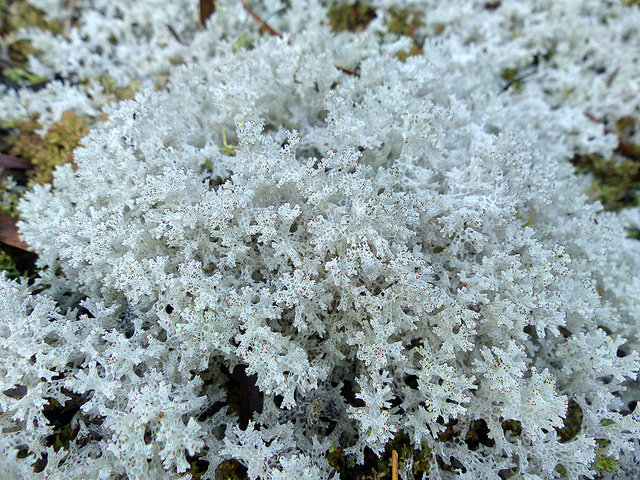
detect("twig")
(240, 0), (283, 38)
(166, 24), (185, 45)
(335, 65), (360, 77)
(500, 68), (537, 92)
(63, 0), (75, 38)
(392, 450), (398, 480)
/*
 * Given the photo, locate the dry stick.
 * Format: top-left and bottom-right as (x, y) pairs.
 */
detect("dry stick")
(63, 0), (75, 38)
(392, 450), (399, 480)
(166, 24), (185, 45)
(240, 0), (283, 38)
(585, 112), (640, 161)
(335, 65), (360, 77)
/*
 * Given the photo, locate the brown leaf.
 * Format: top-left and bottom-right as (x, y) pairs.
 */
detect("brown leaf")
(200, 0), (216, 27)
(0, 153), (33, 170)
(0, 215), (30, 251)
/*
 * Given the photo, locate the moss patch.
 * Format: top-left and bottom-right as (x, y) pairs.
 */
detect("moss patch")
(214, 459), (248, 480)
(92, 75), (139, 101)
(593, 442), (619, 473)
(0, 0), (62, 37)
(328, 2), (376, 33)
(385, 9), (424, 61)
(556, 399), (583, 442)
(0, 249), (21, 277)
(571, 153), (640, 211)
(0, 0), (63, 86)
(8, 111), (89, 185)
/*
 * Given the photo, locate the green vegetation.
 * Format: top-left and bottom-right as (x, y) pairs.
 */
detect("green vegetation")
(593, 443), (620, 473)
(327, 433), (434, 480)
(93, 75), (140, 102)
(327, 2), (376, 32)
(0, 249), (22, 278)
(0, 0), (63, 86)
(571, 153), (640, 211)
(386, 9), (423, 61)
(556, 399), (583, 442)
(7, 111), (89, 185)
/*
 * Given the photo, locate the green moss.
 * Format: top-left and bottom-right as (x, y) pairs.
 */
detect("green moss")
(327, 433), (433, 479)
(501, 68), (517, 81)
(555, 464), (567, 476)
(326, 440), (355, 474)
(593, 443), (619, 473)
(215, 459), (248, 480)
(0, 0), (64, 81)
(0, 0), (62, 36)
(556, 399), (583, 442)
(1, 66), (45, 85)
(386, 9), (424, 61)
(8, 111), (90, 185)
(501, 68), (523, 92)
(570, 153), (640, 211)
(0, 179), (20, 219)
(182, 458), (211, 479)
(386, 9), (422, 38)
(233, 34), (255, 52)
(502, 419), (523, 437)
(396, 45), (423, 62)
(94, 75), (140, 101)
(0, 250), (22, 278)
(328, 2), (376, 33)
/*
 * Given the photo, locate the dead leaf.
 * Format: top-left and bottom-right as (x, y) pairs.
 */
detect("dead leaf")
(200, 0), (216, 27)
(0, 153), (32, 170)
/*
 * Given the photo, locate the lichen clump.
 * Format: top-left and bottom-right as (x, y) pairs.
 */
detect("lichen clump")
(1, 1), (640, 480)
